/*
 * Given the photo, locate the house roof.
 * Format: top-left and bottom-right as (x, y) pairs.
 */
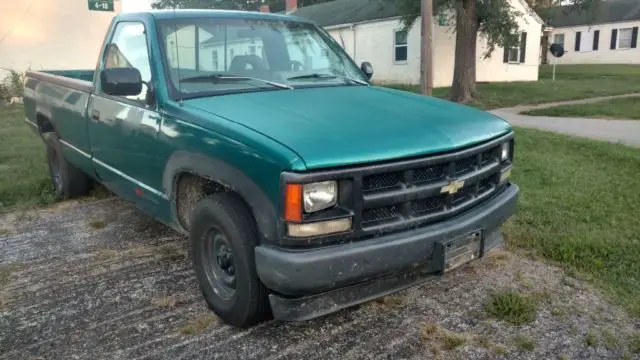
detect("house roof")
(291, 0), (543, 28)
(290, 0), (399, 28)
(543, 0), (640, 28)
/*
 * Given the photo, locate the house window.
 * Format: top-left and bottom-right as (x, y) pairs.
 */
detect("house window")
(394, 30), (408, 63)
(618, 28), (633, 49)
(508, 34), (521, 63)
(577, 31), (595, 52)
(504, 32), (527, 64)
(508, 46), (520, 63)
(211, 50), (219, 70)
(553, 34), (565, 47)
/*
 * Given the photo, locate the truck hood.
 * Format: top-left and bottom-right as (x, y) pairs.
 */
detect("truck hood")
(184, 86), (511, 170)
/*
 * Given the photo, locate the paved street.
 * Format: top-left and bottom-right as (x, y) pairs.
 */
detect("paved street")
(491, 94), (640, 147)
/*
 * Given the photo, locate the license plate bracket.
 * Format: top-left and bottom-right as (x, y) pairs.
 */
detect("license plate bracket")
(434, 230), (483, 273)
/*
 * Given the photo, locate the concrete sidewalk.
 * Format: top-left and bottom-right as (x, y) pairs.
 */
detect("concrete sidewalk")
(490, 94), (640, 147)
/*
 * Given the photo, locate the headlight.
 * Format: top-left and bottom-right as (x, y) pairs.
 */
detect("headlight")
(303, 181), (337, 213)
(500, 142), (510, 161)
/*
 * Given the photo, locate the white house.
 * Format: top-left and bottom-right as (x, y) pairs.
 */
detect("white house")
(291, 0), (544, 87)
(0, 0), (121, 74)
(545, 0), (640, 64)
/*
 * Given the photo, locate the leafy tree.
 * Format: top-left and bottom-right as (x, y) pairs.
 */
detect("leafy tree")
(396, 0), (600, 103)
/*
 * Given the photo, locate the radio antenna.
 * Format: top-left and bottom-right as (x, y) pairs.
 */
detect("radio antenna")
(172, 4), (183, 105)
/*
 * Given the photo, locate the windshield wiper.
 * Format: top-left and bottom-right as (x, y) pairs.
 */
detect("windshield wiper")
(180, 74), (293, 90)
(287, 73), (369, 86)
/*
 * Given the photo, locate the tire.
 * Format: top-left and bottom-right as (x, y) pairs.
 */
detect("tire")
(190, 193), (270, 327)
(45, 133), (91, 198)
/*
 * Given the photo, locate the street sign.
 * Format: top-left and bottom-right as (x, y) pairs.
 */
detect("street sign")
(88, 0), (114, 12)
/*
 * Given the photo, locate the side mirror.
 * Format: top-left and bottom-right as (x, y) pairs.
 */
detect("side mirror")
(101, 67), (142, 96)
(360, 61), (374, 80)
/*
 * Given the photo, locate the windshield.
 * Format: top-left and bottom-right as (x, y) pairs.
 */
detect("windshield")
(158, 17), (367, 99)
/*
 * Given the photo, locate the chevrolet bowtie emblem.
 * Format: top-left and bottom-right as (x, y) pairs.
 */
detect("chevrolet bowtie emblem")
(441, 180), (465, 195)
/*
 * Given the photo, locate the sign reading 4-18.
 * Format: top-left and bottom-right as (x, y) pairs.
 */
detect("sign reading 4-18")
(88, 0), (114, 11)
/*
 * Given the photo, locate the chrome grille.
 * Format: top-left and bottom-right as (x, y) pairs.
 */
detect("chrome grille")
(359, 144), (504, 231)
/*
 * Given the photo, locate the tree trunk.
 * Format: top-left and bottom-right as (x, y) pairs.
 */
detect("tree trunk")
(449, 0), (479, 103)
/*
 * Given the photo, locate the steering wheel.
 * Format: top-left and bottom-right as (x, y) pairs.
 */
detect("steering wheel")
(229, 56), (265, 73)
(286, 60), (305, 72)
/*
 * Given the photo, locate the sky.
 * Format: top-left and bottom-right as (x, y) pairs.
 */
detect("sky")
(121, 0), (152, 12)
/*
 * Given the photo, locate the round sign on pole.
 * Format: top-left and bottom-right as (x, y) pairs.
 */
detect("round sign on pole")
(550, 43), (565, 58)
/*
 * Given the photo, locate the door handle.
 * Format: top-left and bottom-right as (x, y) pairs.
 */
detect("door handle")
(91, 110), (100, 121)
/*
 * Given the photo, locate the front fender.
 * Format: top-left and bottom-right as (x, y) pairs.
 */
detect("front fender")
(163, 151), (280, 245)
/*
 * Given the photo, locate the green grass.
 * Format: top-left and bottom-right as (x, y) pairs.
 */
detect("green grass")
(385, 64), (640, 110)
(522, 96), (640, 120)
(385, 78), (640, 110)
(0, 106), (111, 210)
(539, 64), (640, 80)
(505, 127), (640, 316)
(0, 106), (53, 209)
(484, 289), (538, 325)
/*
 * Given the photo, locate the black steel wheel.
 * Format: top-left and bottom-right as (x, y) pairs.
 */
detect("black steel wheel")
(190, 193), (270, 327)
(203, 226), (236, 300)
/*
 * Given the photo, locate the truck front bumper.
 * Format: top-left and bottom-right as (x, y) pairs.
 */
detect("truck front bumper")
(255, 183), (519, 321)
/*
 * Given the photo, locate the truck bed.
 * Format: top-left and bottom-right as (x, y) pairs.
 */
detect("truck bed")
(42, 70), (95, 83)
(23, 69), (95, 170)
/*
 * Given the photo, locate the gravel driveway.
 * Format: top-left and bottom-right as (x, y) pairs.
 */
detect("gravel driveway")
(0, 198), (638, 359)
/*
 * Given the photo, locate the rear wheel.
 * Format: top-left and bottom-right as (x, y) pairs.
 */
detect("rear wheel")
(45, 133), (91, 198)
(190, 193), (270, 327)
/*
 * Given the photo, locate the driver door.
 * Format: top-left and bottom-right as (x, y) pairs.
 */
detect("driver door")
(88, 21), (166, 206)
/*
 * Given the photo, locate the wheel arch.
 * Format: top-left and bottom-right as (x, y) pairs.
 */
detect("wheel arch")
(163, 151), (280, 245)
(35, 111), (56, 134)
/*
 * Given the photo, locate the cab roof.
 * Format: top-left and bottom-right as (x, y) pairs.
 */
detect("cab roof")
(117, 9), (312, 24)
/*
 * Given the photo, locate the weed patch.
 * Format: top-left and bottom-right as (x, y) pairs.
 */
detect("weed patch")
(513, 334), (535, 351)
(485, 289), (537, 325)
(180, 314), (217, 335)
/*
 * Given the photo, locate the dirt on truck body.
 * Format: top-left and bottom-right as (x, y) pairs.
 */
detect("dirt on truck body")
(1, 199), (638, 359)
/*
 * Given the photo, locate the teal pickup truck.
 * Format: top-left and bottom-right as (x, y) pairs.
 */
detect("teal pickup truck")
(24, 10), (518, 327)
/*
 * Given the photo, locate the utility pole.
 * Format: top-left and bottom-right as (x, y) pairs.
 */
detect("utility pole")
(421, 0), (434, 96)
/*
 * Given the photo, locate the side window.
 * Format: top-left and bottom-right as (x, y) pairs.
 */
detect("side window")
(104, 22), (151, 103)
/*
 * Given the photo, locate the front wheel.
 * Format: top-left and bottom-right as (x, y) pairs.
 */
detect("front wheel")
(190, 193), (270, 327)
